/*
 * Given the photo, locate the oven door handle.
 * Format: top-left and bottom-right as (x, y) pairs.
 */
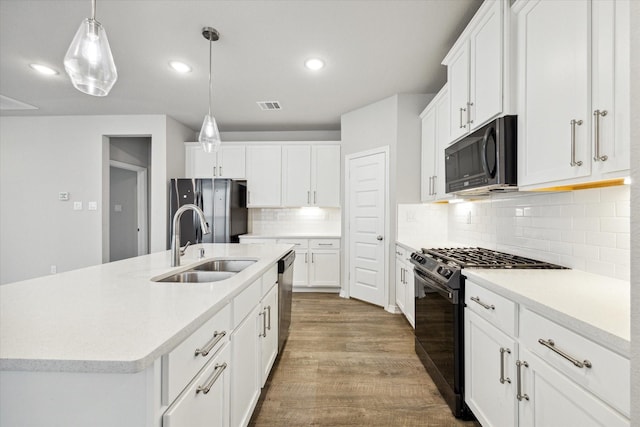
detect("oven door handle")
(413, 268), (456, 303)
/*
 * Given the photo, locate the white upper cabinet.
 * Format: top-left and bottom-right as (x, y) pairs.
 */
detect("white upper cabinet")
(185, 143), (246, 179)
(246, 145), (282, 207)
(282, 144), (340, 207)
(514, 0), (630, 189)
(443, 0), (506, 143)
(420, 85), (451, 203)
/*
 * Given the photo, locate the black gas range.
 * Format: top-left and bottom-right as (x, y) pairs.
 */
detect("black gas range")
(410, 247), (567, 419)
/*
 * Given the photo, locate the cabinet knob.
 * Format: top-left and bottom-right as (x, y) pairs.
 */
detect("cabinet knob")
(376, 235), (383, 241)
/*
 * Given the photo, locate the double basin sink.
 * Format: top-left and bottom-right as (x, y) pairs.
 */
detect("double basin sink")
(153, 259), (257, 283)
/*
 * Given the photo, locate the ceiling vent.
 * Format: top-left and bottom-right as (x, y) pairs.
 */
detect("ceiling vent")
(257, 101), (282, 111)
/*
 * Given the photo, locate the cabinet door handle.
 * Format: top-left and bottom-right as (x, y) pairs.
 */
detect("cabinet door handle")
(428, 176), (433, 195)
(314, 191), (317, 204)
(467, 102), (473, 125)
(196, 362), (228, 394)
(213, 166), (217, 177)
(259, 310), (267, 337)
(305, 253), (308, 263)
(247, 190), (251, 204)
(516, 360), (529, 401)
(219, 166), (222, 176)
(470, 296), (495, 310)
(538, 338), (592, 369)
(593, 110), (608, 162)
(499, 348), (511, 384)
(266, 305), (271, 331)
(570, 119), (584, 167)
(194, 331), (226, 357)
(459, 107), (466, 129)
(307, 191), (311, 204)
(311, 253), (315, 263)
(400, 267), (404, 284)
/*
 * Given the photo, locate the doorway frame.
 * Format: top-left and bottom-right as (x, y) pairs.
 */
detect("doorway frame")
(108, 160), (149, 259)
(341, 146), (391, 311)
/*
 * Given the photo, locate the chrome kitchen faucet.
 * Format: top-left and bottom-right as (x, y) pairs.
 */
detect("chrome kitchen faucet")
(170, 204), (210, 267)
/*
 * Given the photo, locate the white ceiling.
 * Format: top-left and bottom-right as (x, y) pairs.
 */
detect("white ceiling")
(0, 0), (481, 132)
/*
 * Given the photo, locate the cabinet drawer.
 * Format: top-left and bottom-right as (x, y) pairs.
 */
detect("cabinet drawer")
(395, 245), (407, 259)
(309, 238), (340, 249)
(465, 280), (516, 336)
(520, 308), (630, 417)
(262, 264), (277, 296)
(162, 304), (231, 405)
(276, 238), (309, 249)
(163, 342), (231, 427)
(233, 278), (261, 327)
(239, 238), (276, 244)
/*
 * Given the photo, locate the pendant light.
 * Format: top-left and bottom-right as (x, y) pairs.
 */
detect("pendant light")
(64, 0), (117, 96)
(198, 27), (222, 153)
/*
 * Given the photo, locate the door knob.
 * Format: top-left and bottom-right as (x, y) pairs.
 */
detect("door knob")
(376, 235), (383, 241)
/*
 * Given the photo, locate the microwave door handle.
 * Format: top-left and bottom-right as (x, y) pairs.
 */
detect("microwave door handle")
(481, 126), (497, 179)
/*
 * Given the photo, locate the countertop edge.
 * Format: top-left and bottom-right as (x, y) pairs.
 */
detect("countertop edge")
(463, 271), (630, 358)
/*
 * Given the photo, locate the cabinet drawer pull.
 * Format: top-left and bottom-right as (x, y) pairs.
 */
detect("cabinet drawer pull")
(317, 243), (333, 246)
(569, 119), (583, 167)
(516, 360), (529, 401)
(470, 296), (495, 310)
(538, 338), (592, 369)
(396, 251), (403, 256)
(194, 331), (226, 357)
(593, 110), (608, 162)
(196, 362), (228, 394)
(499, 347), (511, 384)
(266, 305), (271, 331)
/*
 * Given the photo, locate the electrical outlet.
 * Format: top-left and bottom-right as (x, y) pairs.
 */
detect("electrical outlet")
(58, 192), (70, 201)
(73, 201), (83, 211)
(50, 265), (57, 274)
(88, 201), (98, 211)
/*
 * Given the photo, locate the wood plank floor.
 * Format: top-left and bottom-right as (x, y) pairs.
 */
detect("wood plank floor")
(249, 293), (480, 427)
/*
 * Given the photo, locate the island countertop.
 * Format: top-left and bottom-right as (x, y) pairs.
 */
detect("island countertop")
(0, 243), (293, 374)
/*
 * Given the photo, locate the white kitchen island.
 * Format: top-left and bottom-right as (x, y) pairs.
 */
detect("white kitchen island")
(0, 243), (293, 427)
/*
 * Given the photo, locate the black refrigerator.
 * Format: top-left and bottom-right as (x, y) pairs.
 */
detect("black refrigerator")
(169, 178), (248, 246)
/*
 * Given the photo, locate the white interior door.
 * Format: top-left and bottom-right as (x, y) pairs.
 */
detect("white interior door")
(347, 150), (387, 306)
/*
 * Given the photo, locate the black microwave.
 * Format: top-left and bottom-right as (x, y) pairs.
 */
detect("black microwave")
(445, 115), (517, 195)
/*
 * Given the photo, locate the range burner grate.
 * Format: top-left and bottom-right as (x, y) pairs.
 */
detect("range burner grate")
(421, 247), (568, 269)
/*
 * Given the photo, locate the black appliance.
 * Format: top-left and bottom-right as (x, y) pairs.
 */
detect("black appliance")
(277, 250), (295, 353)
(169, 178), (248, 246)
(445, 115), (517, 195)
(410, 247), (567, 419)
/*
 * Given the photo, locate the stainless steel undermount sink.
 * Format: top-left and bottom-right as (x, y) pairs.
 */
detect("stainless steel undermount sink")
(152, 259), (257, 283)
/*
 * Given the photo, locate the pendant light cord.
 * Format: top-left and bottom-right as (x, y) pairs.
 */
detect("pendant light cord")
(91, 0), (96, 21)
(208, 35), (213, 116)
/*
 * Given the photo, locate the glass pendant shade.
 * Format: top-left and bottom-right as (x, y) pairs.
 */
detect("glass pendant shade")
(198, 114), (221, 153)
(64, 18), (117, 96)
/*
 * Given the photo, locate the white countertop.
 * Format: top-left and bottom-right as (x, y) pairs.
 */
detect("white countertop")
(395, 238), (465, 253)
(241, 233), (341, 239)
(464, 269), (630, 357)
(0, 244), (293, 374)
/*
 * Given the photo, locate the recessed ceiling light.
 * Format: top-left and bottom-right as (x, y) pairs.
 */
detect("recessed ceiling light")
(304, 58), (325, 71)
(169, 61), (192, 73)
(29, 64), (58, 75)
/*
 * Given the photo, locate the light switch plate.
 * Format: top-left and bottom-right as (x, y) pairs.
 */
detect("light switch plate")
(58, 192), (70, 201)
(73, 201), (83, 211)
(88, 201), (98, 211)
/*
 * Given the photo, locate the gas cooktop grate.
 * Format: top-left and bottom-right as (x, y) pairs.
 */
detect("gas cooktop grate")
(420, 247), (568, 269)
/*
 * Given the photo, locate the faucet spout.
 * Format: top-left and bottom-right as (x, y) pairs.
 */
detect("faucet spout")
(171, 204), (210, 267)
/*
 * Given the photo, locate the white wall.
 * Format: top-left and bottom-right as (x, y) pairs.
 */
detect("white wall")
(0, 115), (193, 284)
(448, 187), (630, 280)
(629, 0), (639, 422)
(220, 130), (341, 142)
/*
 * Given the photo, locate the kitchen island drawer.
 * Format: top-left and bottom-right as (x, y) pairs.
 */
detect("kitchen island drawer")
(162, 303), (231, 405)
(520, 308), (629, 417)
(465, 280), (516, 336)
(276, 238), (309, 249)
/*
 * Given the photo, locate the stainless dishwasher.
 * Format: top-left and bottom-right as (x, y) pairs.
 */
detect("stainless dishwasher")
(277, 250), (295, 352)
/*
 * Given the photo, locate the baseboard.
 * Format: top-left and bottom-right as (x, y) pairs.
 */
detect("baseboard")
(293, 287), (340, 293)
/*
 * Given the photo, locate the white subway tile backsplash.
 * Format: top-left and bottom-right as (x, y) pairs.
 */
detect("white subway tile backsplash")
(250, 207), (341, 235)
(445, 185), (630, 280)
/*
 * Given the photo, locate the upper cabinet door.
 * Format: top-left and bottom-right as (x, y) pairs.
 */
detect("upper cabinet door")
(420, 104), (437, 203)
(246, 145), (282, 207)
(185, 143), (216, 178)
(516, 0), (591, 187)
(447, 43), (470, 142)
(469, 0), (503, 131)
(311, 145), (340, 207)
(282, 145), (312, 207)
(217, 145), (246, 179)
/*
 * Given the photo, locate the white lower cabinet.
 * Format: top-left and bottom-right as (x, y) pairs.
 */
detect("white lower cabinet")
(465, 280), (630, 426)
(394, 245), (415, 328)
(163, 343), (231, 427)
(259, 283), (279, 387)
(231, 303), (261, 427)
